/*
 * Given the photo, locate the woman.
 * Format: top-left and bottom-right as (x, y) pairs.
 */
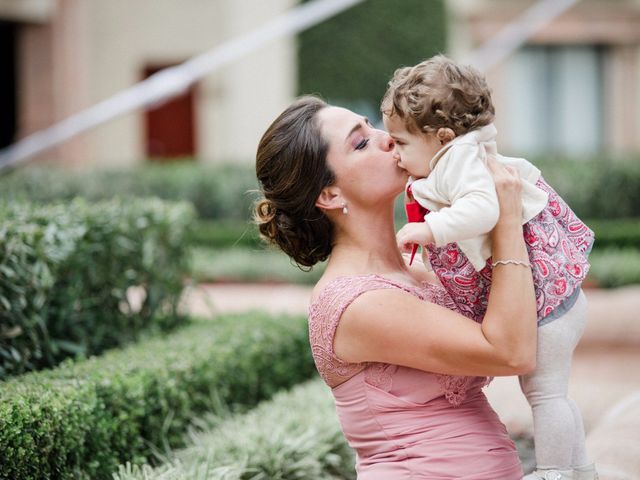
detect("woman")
(254, 96), (537, 479)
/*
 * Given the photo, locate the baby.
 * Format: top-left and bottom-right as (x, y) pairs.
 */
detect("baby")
(382, 55), (597, 480)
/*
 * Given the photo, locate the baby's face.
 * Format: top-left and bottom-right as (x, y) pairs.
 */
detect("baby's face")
(383, 114), (442, 179)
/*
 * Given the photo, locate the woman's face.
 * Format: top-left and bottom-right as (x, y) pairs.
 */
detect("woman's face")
(317, 106), (407, 209)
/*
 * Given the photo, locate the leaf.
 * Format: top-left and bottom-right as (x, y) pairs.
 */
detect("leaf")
(52, 339), (87, 356)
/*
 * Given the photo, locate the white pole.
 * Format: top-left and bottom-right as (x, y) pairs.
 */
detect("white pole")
(0, 0), (365, 173)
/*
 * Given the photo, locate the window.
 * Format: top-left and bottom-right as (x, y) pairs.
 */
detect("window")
(506, 45), (604, 155)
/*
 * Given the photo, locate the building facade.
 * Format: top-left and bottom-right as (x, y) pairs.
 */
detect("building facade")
(447, 0), (640, 156)
(1, 0), (639, 168)
(0, 0), (296, 167)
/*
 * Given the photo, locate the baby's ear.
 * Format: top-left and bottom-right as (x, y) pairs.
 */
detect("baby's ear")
(436, 128), (455, 145)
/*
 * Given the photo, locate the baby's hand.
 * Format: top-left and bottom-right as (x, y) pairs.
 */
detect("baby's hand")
(396, 222), (435, 253)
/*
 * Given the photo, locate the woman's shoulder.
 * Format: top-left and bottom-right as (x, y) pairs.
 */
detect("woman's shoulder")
(310, 273), (395, 310)
(310, 269), (444, 316)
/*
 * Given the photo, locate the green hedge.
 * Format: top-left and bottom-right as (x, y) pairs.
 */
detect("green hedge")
(191, 217), (640, 252)
(1, 156), (639, 223)
(0, 313), (315, 480)
(531, 156), (640, 220)
(114, 378), (355, 480)
(0, 163), (259, 221)
(587, 248), (640, 288)
(587, 218), (640, 250)
(0, 198), (194, 379)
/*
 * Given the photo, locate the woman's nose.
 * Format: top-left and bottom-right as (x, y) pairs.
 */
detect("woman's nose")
(379, 130), (395, 151)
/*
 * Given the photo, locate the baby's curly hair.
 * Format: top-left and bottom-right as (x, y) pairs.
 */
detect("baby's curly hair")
(381, 55), (495, 136)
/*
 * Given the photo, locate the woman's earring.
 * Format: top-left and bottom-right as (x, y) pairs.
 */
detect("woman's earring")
(342, 203), (348, 215)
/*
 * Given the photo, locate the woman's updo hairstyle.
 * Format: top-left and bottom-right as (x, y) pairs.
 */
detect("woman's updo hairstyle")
(254, 96), (335, 268)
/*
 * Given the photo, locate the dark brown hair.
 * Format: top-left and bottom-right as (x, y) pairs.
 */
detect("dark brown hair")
(380, 55), (495, 136)
(254, 96), (335, 268)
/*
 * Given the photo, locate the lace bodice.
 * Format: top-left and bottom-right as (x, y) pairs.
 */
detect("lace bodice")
(308, 274), (484, 406)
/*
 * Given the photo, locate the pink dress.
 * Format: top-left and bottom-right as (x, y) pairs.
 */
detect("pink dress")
(308, 274), (524, 479)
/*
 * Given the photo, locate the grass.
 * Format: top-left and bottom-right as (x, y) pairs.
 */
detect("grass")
(189, 246), (326, 285)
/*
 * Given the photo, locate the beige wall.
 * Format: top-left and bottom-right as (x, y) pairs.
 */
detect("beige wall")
(12, 0), (296, 168)
(12, 0), (639, 166)
(85, 0), (296, 167)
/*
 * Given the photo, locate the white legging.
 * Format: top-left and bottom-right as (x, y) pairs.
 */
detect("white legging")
(519, 289), (591, 469)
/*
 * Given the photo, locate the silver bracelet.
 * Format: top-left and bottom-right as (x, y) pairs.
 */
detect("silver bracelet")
(491, 259), (531, 268)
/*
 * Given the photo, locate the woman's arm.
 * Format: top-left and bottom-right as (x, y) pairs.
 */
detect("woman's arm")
(334, 162), (537, 377)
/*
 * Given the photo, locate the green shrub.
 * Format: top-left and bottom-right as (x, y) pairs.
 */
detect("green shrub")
(113, 378), (355, 480)
(2, 155), (639, 223)
(0, 163), (259, 220)
(587, 218), (640, 250)
(0, 313), (315, 480)
(531, 155), (640, 219)
(0, 198), (194, 379)
(587, 247), (640, 288)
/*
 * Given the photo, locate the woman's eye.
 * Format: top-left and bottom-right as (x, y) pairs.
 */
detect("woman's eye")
(355, 138), (369, 150)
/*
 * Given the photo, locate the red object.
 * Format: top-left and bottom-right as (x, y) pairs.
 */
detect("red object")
(404, 184), (428, 266)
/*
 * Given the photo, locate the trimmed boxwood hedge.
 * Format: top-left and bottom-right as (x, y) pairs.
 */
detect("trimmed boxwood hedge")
(0, 198), (194, 379)
(0, 312), (315, 480)
(531, 155), (640, 220)
(587, 218), (640, 250)
(0, 163), (259, 221)
(587, 247), (640, 288)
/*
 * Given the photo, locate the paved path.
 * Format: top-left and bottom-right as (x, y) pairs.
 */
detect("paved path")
(180, 283), (640, 480)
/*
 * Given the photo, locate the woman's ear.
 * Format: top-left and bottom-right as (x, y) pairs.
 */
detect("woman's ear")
(315, 185), (344, 212)
(436, 128), (455, 145)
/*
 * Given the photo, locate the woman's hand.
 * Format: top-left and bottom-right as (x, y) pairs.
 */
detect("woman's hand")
(486, 157), (523, 225)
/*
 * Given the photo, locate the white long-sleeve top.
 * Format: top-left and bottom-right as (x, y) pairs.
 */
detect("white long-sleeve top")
(410, 123), (549, 271)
